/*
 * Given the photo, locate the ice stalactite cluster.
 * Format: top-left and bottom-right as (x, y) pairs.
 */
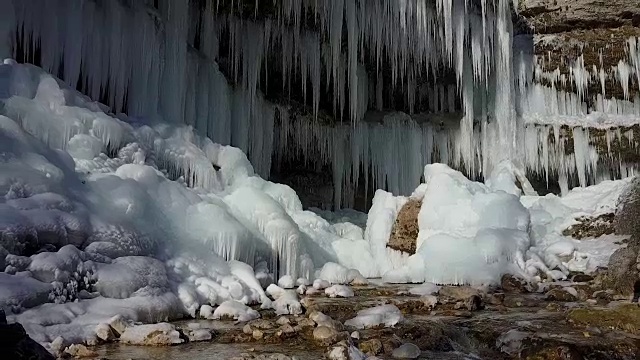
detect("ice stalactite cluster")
(521, 36), (640, 122)
(0, 0), (277, 180)
(523, 124), (638, 194)
(0, 60), (327, 305)
(274, 112), (483, 208)
(2, 0), (638, 205)
(0, 0), (524, 206)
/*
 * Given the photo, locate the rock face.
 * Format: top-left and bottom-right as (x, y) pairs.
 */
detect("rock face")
(546, 288), (579, 302)
(519, 0), (640, 99)
(519, 0), (640, 34)
(615, 178), (640, 236)
(0, 311), (55, 360)
(387, 199), (421, 254)
(603, 237), (640, 296)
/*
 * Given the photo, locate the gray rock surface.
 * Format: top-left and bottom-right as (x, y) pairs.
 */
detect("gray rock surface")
(0, 311), (55, 360)
(615, 178), (640, 236)
(604, 237), (640, 296)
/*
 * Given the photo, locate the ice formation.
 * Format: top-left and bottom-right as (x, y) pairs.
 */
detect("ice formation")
(0, 0), (543, 208)
(1, 0), (637, 207)
(0, 61), (349, 344)
(344, 304), (404, 329)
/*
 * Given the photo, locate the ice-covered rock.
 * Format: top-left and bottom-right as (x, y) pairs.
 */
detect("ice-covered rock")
(212, 300), (259, 322)
(391, 343), (421, 359)
(199, 305), (214, 319)
(95, 257), (169, 299)
(266, 284), (302, 315)
(344, 305), (403, 329)
(183, 326), (212, 342)
(64, 344), (97, 358)
(119, 323), (183, 346)
(277, 275), (295, 289)
(325, 285), (355, 298)
(312, 279), (331, 290)
(421, 295), (438, 310)
(94, 323), (115, 342)
(0, 272), (52, 311)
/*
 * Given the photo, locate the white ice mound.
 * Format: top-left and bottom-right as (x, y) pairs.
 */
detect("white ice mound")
(415, 164), (531, 285)
(361, 163), (531, 285)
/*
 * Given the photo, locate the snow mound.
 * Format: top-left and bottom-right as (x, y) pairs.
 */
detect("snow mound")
(266, 284), (303, 315)
(95, 257), (169, 299)
(212, 300), (259, 322)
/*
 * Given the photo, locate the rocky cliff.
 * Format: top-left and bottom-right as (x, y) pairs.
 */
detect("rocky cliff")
(519, 0), (640, 99)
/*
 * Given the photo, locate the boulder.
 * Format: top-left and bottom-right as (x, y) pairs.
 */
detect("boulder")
(63, 344), (98, 358)
(392, 343), (421, 359)
(615, 178), (640, 236)
(119, 323), (184, 346)
(602, 237), (640, 296)
(313, 326), (339, 344)
(501, 274), (530, 293)
(438, 286), (479, 301)
(546, 288), (578, 302)
(0, 318), (55, 360)
(359, 339), (383, 356)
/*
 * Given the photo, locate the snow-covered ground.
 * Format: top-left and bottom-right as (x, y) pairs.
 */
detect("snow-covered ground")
(0, 60), (633, 351)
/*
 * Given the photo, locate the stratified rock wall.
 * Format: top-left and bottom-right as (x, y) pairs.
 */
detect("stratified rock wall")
(520, 0), (640, 34)
(520, 0), (640, 98)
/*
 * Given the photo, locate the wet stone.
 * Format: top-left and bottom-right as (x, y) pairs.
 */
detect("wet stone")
(501, 274), (530, 293)
(546, 288), (579, 302)
(359, 338), (383, 356)
(571, 274), (594, 283)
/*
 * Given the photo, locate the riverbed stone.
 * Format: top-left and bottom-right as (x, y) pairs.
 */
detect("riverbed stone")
(359, 338), (383, 355)
(313, 325), (338, 344)
(602, 237), (640, 296)
(546, 288), (578, 302)
(392, 343), (421, 359)
(63, 344), (98, 358)
(252, 329), (264, 340)
(501, 274), (530, 293)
